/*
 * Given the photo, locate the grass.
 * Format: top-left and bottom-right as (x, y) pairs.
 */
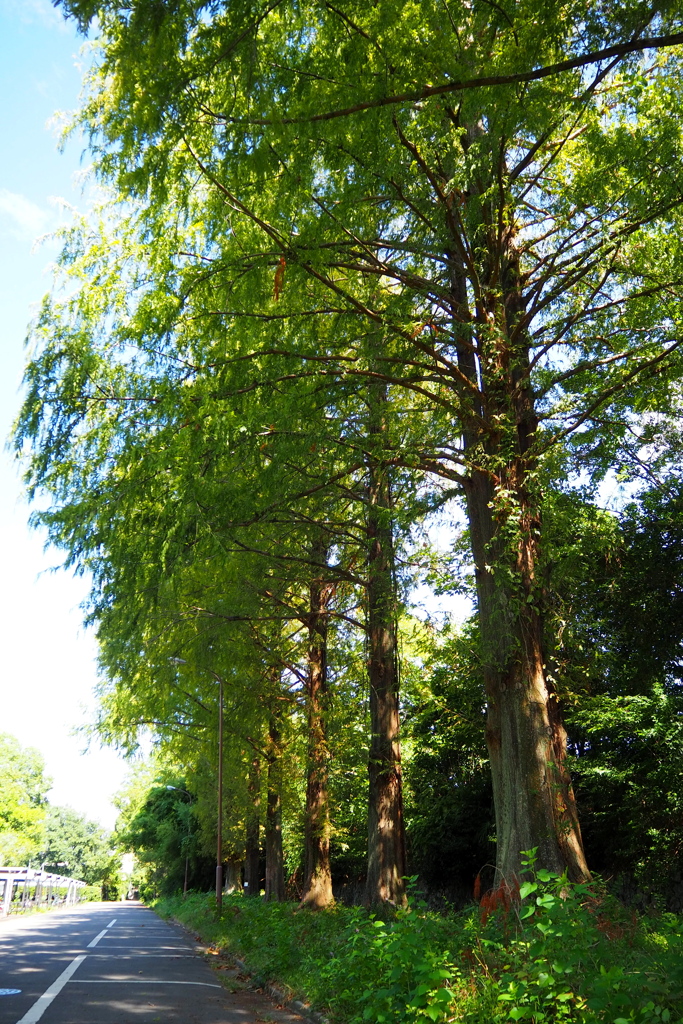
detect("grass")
(154, 862), (683, 1024)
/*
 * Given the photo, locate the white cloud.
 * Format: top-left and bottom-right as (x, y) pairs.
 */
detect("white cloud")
(0, 190), (78, 250)
(0, 189), (50, 242)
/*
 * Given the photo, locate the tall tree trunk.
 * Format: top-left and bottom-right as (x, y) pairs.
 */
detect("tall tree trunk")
(452, 227), (589, 884)
(265, 714), (285, 901)
(224, 857), (243, 894)
(300, 535), (334, 909)
(244, 755), (261, 896)
(365, 375), (406, 907)
(464, 466), (588, 884)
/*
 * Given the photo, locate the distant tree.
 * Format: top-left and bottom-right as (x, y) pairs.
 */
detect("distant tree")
(41, 806), (113, 884)
(554, 482), (683, 902)
(0, 733), (50, 865)
(402, 620), (494, 897)
(117, 783), (213, 899)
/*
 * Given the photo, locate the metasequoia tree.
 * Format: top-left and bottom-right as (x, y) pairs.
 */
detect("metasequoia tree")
(301, 535), (334, 907)
(26, 0), (683, 885)
(265, 707), (286, 901)
(364, 370), (406, 904)
(16, 191), (416, 902)
(82, 501), (301, 886)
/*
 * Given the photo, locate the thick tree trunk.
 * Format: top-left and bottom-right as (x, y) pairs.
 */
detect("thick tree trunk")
(453, 232), (589, 885)
(265, 715), (285, 901)
(244, 755), (261, 896)
(464, 467), (588, 884)
(365, 377), (406, 907)
(300, 536), (334, 909)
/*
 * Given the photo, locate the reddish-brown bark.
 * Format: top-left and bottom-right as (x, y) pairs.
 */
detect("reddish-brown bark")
(265, 714), (285, 901)
(364, 377), (406, 907)
(300, 536), (334, 909)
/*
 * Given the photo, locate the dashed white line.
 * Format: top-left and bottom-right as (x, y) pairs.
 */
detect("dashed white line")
(87, 918), (117, 949)
(14, 913), (216, 1024)
(15, 955), (86, 1024)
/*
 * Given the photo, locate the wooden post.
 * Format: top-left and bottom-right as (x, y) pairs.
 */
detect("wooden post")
(216, 675), (224, 915)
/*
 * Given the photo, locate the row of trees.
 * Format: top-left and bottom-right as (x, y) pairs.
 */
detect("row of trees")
(112, 480), (683, 906)
(0, 732), (116, 885)
(14, 0), (683, 904)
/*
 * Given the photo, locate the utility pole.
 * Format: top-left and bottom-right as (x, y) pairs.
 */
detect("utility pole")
(216, 674), (224, 916)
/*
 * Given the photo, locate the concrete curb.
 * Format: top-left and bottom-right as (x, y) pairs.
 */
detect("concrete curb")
(168, 915), (329, 1024)
(230, 955), (329, 1024)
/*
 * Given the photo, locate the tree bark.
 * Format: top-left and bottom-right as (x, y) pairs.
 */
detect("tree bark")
(453, 226), (589, 885)
(244, 755), (261, 896)
(365, 375), (406, 907)
(464, 466), (588, 884)
(300, 535), (334, 909)
(224, 857), (243, 894)
(265, 714), (285, 901)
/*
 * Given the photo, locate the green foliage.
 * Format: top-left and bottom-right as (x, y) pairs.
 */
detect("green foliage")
(0, 733), (51, 865)
(81, 883), (104, 902)
(318, 889), (458, 1024)
(402, 618), (493, 894)
(76, 876), (123, 901)
(17, 0), (683, 897)
(116, 776), (214, 898)
(156, 889), (460, 1022)
(544, 483), (683, 900)
(156, 891), (352, 1003)
(156, 873), (683, 1024)
(473, 851), (683, 1024)
(0, 734), (119, 890)
(41, 806), (113, 884)
(101, 868), (123, 901)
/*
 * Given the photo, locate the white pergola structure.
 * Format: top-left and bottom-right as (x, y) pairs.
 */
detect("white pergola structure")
(0, 867), (87, 916)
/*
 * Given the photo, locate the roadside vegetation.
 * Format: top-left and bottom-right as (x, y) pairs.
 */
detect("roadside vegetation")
(156, 857), (683, 1024)
(0, 731), (122, 901)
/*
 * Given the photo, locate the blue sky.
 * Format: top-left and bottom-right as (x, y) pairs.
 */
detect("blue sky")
(0, 0), (129, 831)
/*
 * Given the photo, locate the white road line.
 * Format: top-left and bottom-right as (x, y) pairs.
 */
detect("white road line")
(87, 930), (108, 948)
(68, 980), (221, 988)
(15, 955), (87, 1024)
(106, 919), (117, 927)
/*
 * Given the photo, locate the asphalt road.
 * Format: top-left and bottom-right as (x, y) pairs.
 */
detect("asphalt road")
(0, 902), (305, 1024)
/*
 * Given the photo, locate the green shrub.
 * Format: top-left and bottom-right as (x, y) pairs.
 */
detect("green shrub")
(101, 875), (122, 901)
(467, 851), (683, 1024)
(316, 889), (459, 1023)
(80, 884), (103, 902)
(154, 867), (683, 1024)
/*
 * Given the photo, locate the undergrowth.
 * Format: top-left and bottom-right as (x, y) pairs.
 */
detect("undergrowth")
(154, 853), (683, 1023)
